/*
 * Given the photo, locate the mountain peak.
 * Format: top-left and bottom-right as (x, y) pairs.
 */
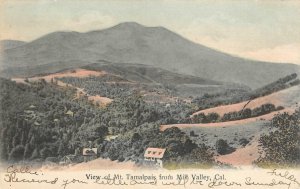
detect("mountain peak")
(87, 22), (171, 35)
(113, 22), (145, 29)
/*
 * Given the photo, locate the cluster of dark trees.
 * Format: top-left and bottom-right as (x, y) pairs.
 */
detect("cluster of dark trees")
(251, 73), (299, 99)
(59, 76), (135, 99)
(256, 109), (300, 167)
(190, 103), (283, 123)
(0, 78), (213, 166)
(191, 88), (250, 111)
(58, 76), (176, 101)
(221, 103), (283, 122)
(215, 139), (235, 155)
(192, 73), (299, 111)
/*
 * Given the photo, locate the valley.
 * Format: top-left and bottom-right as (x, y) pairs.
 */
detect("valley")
(0, 22), (299, 169)
(4, 64), (299, 167)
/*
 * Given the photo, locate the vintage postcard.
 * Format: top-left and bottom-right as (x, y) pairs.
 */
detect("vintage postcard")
(0, 0), (299, 189)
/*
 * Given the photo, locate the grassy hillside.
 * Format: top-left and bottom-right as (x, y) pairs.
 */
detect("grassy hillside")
(192, 73), (300, 111)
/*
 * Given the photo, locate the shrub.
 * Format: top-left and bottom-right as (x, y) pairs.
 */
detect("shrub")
(239, 138), (250, 147)
(215, 139), (234, 155)
(206, 113), (220, 123)
(276, 106), (284, 111)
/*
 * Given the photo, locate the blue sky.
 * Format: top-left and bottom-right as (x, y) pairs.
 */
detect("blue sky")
(1, 0), (300, 64)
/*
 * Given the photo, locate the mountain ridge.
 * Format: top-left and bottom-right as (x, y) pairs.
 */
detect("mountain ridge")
(1, 22), (299, 88)
(0, 40), (26, 50)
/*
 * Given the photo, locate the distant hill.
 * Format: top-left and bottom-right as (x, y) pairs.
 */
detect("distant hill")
(83, 62), (250, 98)
(0, 40), (26, 50)
(83, 62), (222, 86)
(1, 22), (299, 88)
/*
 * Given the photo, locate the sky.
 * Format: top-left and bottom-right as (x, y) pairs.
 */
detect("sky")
(1, 0), (300, 64)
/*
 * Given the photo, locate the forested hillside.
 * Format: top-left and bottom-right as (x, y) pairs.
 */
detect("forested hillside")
(0, 78), (213, 166)
(0, 78), (105, 161)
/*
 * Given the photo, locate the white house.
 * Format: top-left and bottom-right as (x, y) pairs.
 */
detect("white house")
(83, 148), (97, 162)
(144, 147), (166, 168)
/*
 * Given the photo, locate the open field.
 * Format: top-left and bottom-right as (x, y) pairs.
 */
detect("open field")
(216, 140), (261, 166)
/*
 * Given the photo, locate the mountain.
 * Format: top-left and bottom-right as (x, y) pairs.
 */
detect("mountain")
(0, 40), (26, 50)
(1, 22), (299, 88)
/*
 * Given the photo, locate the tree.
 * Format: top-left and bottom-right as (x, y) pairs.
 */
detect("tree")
(131, 133), (141, 143)
(189, 145), (213, 163)
(24, 143), (33, 159)
(241, 108), (252, 118)
(206, 113), (220, 122)
(9, 145), (25, 161)
(192, 113), (207, 123)
(30, 148), (40, 160)
(215, 139), (234, 155)
(108, 146), (120, 161)
(190, 131), (196, 137)
(0, 143), (8, 160)
(261, 104), (275, 113)
(57, 142), (67, 157)
(257, 109), (300, 167)
(40, 147), (52, 159)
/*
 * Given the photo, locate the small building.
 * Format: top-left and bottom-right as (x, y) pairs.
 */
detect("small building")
(65, 110), (74, 117)
(190, 131), (199, 137)
(105, 135), (118, 141)
(34, 121), (41, 126)
(83, 148), (97, 162)
(59, 155), (81, 165)
(144, 147), (166, 168)
(29, 105), (37, 109)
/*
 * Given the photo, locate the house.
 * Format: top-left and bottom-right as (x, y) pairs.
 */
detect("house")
(34, 121), (41, 126)
(83, 148), (97, 162)
(59, 155), (82, 165)
(29, 105), (37, 109)
(65, 110), (74, 117)
(105, 135), (118, 141)
(144, 147), (166, 168)
(190, 131), (199, 137)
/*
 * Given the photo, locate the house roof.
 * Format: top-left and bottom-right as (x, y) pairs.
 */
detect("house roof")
(105, 135), (118, 141)
(60, 155), (81, 163)
(65, 110), (74, 116)
(83, 148), (97, 156)
(29, 105), (36, 109)
(144, 148), (166, 159)
(34, 121), (41, 126)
